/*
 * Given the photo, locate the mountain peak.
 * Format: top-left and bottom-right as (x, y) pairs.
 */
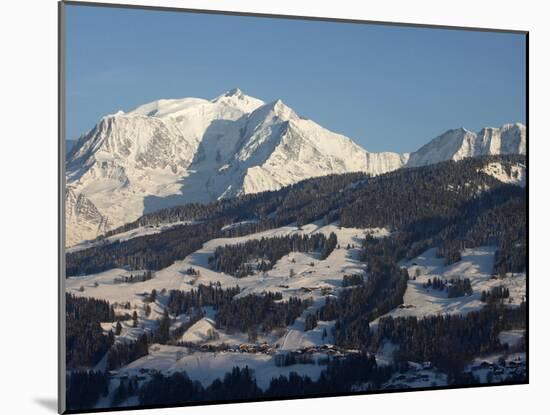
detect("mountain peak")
(242, 99), (299, 134)
(272, 98), (284, 108)
(265, 99), (297, 118)
(438, 127), (470, 136)
(501, 122), (526, 131)
(213, 88), (249, 101)
(66, 88), (526, 246)
(211, 88), (265, 112)
(406, 122), (526, 168)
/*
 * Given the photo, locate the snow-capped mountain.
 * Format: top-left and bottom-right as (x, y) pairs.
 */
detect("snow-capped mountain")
(66, 89), (526, 246)
(406, 123), (526, 168)
(231, 99), (409, 195)
(66, 89), (406, 244)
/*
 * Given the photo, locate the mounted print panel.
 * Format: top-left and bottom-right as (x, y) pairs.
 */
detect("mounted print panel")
(59, 1), (528, 413)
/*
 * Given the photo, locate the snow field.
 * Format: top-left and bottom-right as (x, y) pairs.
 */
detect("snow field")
(67, 220), (526, 391)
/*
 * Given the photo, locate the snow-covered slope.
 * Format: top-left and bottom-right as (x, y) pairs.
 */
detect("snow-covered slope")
(65, 89), (404, 245)
(67, 219), (525, 395)
(237, 100), (407, 195)
(406, 123), (526, 168)
(66, 88), (526, 246)
(66, 89), (262, 243)
(370, 247), (526, 323)
(65, 187), (110, 247)
(480, 160), (526, 187)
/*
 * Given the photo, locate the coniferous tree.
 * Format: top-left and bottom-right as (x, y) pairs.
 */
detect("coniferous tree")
(156, 309), (170, 344)
(304, 313), (318, 331)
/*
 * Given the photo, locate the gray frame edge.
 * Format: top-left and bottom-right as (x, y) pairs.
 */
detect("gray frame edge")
(58, 1), (67, 413)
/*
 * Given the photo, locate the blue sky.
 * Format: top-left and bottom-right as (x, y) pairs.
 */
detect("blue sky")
(65, 4), (526, 153)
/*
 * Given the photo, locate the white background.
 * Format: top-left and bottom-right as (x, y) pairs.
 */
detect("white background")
(0, 0), (547, 413)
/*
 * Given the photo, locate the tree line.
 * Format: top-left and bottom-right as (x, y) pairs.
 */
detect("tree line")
(209, 233), (337, 277)
(369, 302), (526, 375)
(66, 294), (114, 369)
(216, 293), (312, 334)
(481, 285), (511, 303)
(107, 352), (393, 410)
(168, 283), (309, 335)
(318, 235), (410, 348)
(68, 155), (525, 281)
(167, 283), (241, 316)
(423, 276), (473, 298)
(107, 334), (149, 370)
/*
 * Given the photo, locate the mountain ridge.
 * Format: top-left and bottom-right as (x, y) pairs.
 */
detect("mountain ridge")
(66, 89), (526, 246)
